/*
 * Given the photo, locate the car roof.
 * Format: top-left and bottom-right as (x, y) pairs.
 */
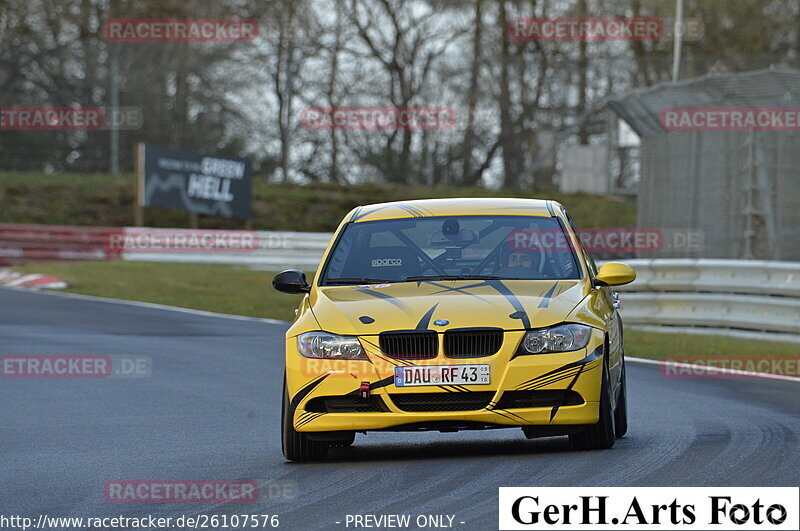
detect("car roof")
(349, 198), (558, 222)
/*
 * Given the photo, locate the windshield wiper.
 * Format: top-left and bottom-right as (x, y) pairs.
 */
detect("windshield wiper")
(325, 277), (394, 285)
(405, 275), (503, 281)
(328, 275), (504, 284)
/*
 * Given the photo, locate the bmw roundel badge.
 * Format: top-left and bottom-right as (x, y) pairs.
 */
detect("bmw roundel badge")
(433, 319), (449, 326)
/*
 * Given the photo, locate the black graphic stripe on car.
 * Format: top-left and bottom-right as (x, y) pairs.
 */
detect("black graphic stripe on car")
(295, 413), (324, 429)
(485, 280), (532, 329)
(517, 367), (584, 392)
(494, 408), (529, 423)
(351, 204), (391, 221)
(357, 288), (414, 316)
(291, 374), (329, 409)
(396, 204), (427, 218)
(514, 346), (603, 389)
(415, 303), (439, 330)
(490, 409), (526, 425)
(516, 363), (582, 389)
(516, 359), (601, 391)
(537, 282), (559, 308)
(359, 337), (414, 367)
(549, 366), (586, 421)
(344, 375), (396, 397)
(426, 281), (495, 303)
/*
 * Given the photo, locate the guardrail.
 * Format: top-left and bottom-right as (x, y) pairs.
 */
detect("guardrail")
(614, 259), (800, 343)
(0, 224), (118, 264)
(616, 258), (800, 298)
(0, 225), (329, 269)
(120, 230), (330, 269)
(2, 225), (798, 343)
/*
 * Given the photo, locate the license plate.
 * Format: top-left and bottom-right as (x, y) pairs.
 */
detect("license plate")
(394, 364), (490, 387)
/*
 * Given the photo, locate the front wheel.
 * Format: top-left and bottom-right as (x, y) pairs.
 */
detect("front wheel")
(281, 377), (329, 462)
(569, 352), (616, 450)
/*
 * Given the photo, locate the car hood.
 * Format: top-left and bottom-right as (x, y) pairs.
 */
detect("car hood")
(307, 279), (587, 336)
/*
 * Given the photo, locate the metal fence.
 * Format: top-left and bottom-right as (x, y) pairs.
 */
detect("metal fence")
(608, 68), (800, 261)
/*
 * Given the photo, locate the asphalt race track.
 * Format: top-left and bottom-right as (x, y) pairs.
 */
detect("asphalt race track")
(1, 287), (798, 530)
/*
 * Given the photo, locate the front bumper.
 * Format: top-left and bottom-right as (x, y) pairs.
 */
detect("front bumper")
(285, 330), (605, 432)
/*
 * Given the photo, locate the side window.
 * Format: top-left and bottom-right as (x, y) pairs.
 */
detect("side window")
(564, 210), (598, 277)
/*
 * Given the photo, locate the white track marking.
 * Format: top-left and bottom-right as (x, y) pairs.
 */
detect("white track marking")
(0, 285), (290, 325)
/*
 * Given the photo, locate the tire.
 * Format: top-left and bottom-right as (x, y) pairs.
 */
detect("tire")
(614, 361), (628, 438)
(569, 350), (616, 450)
(281, 378), (329, 462)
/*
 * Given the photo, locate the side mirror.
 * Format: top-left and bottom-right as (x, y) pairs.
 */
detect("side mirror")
(594, 262), (636, 287)
(272, 269), (311, 294)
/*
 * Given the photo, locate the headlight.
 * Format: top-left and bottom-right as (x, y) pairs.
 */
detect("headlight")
(297, 332), (367, 360)
(517, 323), (593, 355)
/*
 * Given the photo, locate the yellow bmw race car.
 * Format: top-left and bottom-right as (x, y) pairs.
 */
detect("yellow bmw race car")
(273, 198), (636, 461)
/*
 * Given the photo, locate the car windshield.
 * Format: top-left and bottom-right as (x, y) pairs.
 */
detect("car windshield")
(321, 215), (581, 284)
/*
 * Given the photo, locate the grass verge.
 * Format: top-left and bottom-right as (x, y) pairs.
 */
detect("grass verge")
(0, 172), (635, 231)
(625, 329), (799, 360)
(14, 261), (306, 322)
